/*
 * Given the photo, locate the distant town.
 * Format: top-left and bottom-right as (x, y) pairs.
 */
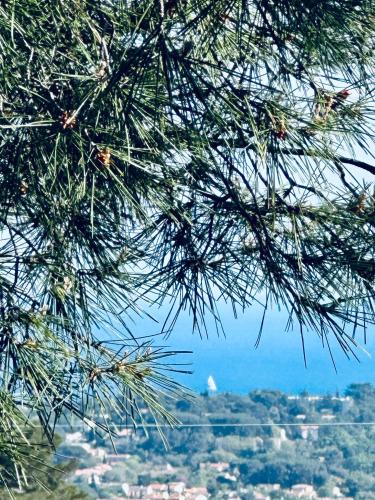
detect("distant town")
(54, 383), (375, 499)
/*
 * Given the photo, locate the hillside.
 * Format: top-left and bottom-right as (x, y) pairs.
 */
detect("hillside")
(57, 383), (375, 499)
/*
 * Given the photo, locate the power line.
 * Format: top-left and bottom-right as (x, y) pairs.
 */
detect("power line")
(51, 421), (375, 429)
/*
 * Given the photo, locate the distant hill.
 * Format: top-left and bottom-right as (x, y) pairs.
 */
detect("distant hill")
(59, 383), (375, 499)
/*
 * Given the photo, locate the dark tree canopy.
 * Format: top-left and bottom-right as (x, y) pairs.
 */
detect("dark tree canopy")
(0, 0), (375, 484)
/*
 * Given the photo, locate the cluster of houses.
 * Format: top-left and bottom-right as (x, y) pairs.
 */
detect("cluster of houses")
(74, 460), (354, 500)
(65, 426), (354, 500)
(120, 482), (208, 499)
(228, 483), (354, 500)
(101, 482), (355, 500)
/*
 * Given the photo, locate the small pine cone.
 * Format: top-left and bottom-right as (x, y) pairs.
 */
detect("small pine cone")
(60, 111), (76, 129)
(275, 117), (287, 140)
(22, 339), (38, 349)
(39, 305), (49, 316)
(96, 148), (111, 167)
(20, 180), (28, 196)
(114, 362), (125, 373)
(96, 60), (108, 79)
(62, 276), (73, 293)
(356, 193), (366, 214)
(276, 129), (287, 140)
(89, 367), (102, 382)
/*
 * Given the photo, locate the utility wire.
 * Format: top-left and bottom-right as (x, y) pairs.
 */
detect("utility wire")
(49, 421), (375, 429)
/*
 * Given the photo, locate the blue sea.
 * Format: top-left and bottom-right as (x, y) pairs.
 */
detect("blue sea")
(132, 303), (375, 395)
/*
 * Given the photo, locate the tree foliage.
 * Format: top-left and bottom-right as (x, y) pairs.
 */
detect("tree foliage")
(0, 426), (88, 499)
(0, 0), (375, 485)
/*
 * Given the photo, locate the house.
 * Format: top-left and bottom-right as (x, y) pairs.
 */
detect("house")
(143, 495), (168, 500)
(290, 484), (317, 498)
(70, 440), (107, 458)
(149, 482), (169, 493)
(64, 432), (107, 459)
(118, 428), (133, 437)
(199, 462), (229, 473)
(300, 425), (319, 441)
(139, 484), (169, 499)
(122, 484), (150, 498)
(266, 428), (288, 450)
(65, 431), (84, 443)
(107, 453), (132, 463)
(256, 484), (281, 492)
(185, 486), (208, 499)
(332, 486), (342, 496)
(168, 481), (186, 493)
(75, 463), (112, 481)
(165, 463), (177, 474)
(321, 414), (336, 421)
(226, 493), (241, 500)
(295, 414), (307, 421)
(252, 492), (270, 500)
(222, 472), (237, 482)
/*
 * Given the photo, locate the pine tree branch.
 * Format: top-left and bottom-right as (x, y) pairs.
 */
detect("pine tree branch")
(338, 157), (375, 176)
(209, 137), (375, 176)
(210, 138), (375, 175)
(280, 148), (375, 176)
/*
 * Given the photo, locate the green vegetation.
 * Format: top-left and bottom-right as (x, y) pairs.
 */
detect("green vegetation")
(0, 427), (88, 500)
(64, 383), (375, 499)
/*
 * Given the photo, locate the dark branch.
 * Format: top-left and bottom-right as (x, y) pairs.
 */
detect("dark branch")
(337, 157), (375, 176)
(281, 147), (375, 176)
(208, 138), (375, 176)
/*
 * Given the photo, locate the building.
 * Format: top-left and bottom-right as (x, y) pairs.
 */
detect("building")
(289, 484), (317, 498)
(185, 486), (209, 499)
(107, 453), (132, 464)
(199, 462), (229, 473)
(168, 482), (186, 494)
(300, 425), (319, 441)
(75, 463), (112, 482)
